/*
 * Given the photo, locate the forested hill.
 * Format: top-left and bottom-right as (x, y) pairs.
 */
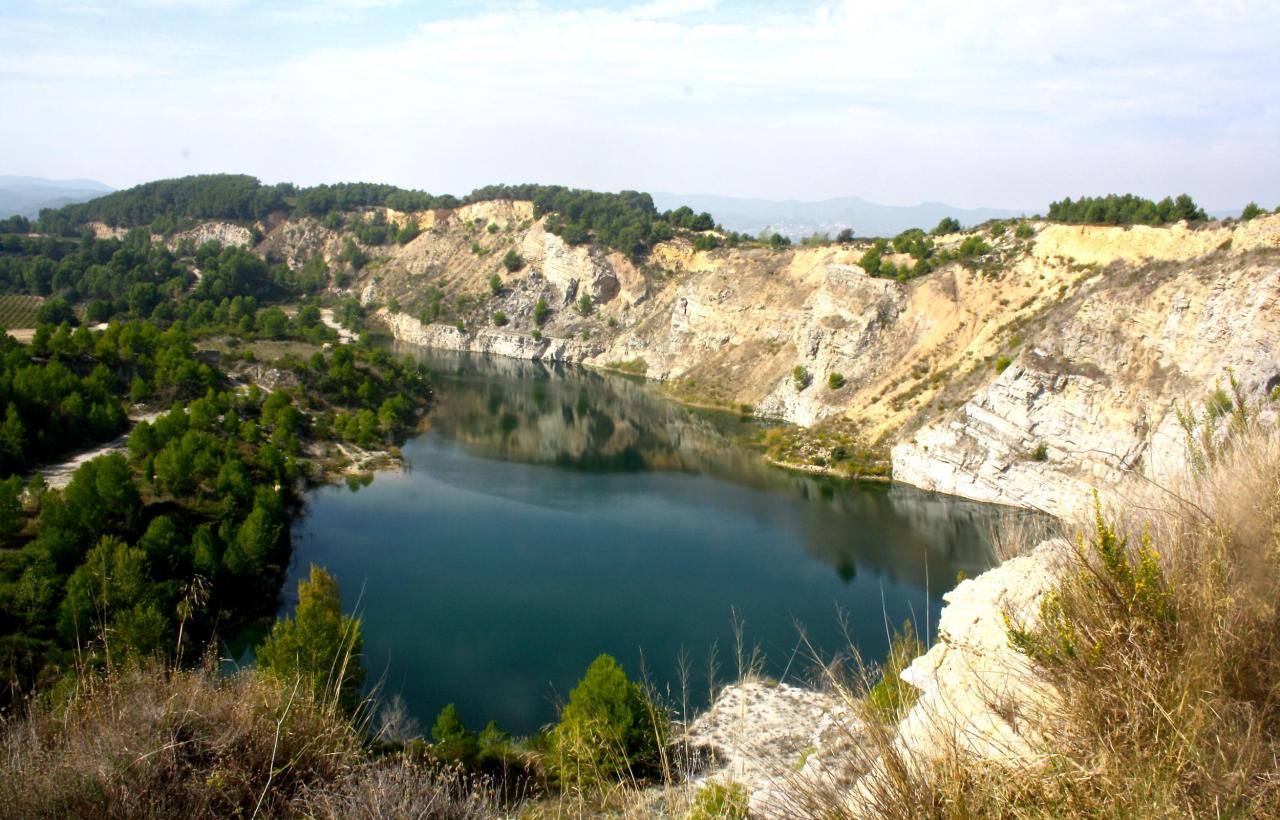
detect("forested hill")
(35, 174), (721, 261)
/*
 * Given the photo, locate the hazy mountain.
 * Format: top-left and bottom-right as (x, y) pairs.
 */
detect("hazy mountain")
(0, 176), (113, 218)
(652, 192), (1033, 239)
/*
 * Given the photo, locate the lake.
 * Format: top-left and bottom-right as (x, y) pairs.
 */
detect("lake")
(285, 348), (1004, 735)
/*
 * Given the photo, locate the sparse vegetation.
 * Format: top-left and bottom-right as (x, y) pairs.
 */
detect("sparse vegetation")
(827, 372), (845, 390)
(1047, 193), (1207, 225)
(792, 364), (811, 391)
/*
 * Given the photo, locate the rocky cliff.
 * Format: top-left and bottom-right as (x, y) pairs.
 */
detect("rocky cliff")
(245, 203), (1280, 512)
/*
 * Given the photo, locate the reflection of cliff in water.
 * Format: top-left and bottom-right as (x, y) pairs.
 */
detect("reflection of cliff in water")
(395, 345), (1004, 581)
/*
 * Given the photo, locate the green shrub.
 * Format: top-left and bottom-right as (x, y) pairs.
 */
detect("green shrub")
(1015, 222), (1035, 239)
(827, 372), (845, 390)
(688, 781), (749, 819)
(1241, 202), (1264, 221)
(576, 294), (593, 317)
(502, 249), (523, 271)
(793, 365), (811, 391)
(994, 355), (1012, 374)
(931, 216), (962, 235)
(255, 565), (365, 715)
(491, 311), (507, 327)
(549, 654), (667, 789)
(533, 297), (549, 326)
(531, 329), (542, 341)
(488, 273), (502, 296)
(1032, 442), (1049, 462)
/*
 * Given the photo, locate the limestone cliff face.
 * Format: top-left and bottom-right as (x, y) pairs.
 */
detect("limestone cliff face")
(891, 244), (1280, 517)
(264, 201), (1280, 511)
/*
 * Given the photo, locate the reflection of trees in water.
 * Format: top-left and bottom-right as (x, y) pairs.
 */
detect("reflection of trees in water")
(395, 345), (1009, 585)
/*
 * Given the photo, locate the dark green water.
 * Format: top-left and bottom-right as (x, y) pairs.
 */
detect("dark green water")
(285, 349), (1002, 735)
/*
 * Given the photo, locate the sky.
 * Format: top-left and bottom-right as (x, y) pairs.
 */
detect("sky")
(2, 0), (1278, 210)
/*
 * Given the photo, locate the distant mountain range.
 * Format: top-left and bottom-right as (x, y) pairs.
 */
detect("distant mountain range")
(651, 192), (1034, 239)
(0, 176), (113, 218)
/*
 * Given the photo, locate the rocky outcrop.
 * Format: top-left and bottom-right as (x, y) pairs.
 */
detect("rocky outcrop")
(170, 221), (254, 250)
(892, 253), (1280, 517)
(686, 537), (1072, 817)
(378, 308), (600, 363)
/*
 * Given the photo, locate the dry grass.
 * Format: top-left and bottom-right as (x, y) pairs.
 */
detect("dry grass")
(0, 657), (501, 819)
(775, 408), (1280, 818)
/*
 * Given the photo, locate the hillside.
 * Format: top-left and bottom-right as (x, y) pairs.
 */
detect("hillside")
(0, 175), (111, 218)
(220, 198), (1278, 514)
(651, 191), (1025, 239)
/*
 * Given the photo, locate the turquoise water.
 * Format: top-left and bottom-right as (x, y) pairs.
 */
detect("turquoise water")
(285, 350), (1002, 735)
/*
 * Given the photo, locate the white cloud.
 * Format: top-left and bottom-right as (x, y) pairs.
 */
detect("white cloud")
(3, 0), (1278, 205)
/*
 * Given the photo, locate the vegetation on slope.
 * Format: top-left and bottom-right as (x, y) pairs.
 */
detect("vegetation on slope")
(781, 388), (1280, 818)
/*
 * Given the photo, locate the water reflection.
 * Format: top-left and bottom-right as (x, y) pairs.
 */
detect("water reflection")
(287, 346), (1015, 733)
(400, 346), (1002, 585)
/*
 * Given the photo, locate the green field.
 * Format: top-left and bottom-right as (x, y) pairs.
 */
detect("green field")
(0, 294), (43, 329)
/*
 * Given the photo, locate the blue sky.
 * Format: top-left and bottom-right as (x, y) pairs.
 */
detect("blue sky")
(2, 0), (1277, 210)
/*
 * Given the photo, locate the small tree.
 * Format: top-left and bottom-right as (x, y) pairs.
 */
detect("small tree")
(1241, 202), (1264, 221)
(836, 228), (855, 243)
(533, 297), (549, 326)
(492, 310), (508, 327)
(502, 249), (524, 272)
(550, 654), (667, 788)
(827, 372), (845, 390)
(793, 365), (811, 391)
(931, 216), (962, 235)
(576, 294), (593, 317)
(256, 565), (365, 714)
(488, 273), (503, 296)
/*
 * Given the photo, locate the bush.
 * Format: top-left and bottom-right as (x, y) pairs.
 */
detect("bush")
(1241, 202), (1265, 221)
(255, 565), (366, 715)
(501, 249), (523, 271)
(488, 273), (502, 296)
(1015, 222), (1035, 239)
(549, 654), (667, 789)
(491, 311), (507, 327)
(688, 781), (749, 819)
(793, 365), (811, 391)
(533, 298), (549, 326)
(994, 355), (1012, 374)
(931, 216), (962, 235)
(576, 294), (592, 317)
(828, 372), (845, 390)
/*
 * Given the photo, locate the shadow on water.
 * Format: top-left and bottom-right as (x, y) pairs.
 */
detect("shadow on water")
(285, 346), (1023, 734)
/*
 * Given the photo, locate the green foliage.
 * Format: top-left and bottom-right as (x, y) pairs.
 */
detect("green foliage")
(931, 216), (962, 235)
(431, 703), (480, 767)
(866, 620), (925, 720)
(687, 781), (749, 819)
(994, 355), (1012, 374)
(827, 372), (845, 390)
(501, 249), (523, 272)
(491, 311), (507, 327)
(1008, 498), (1171, 668)
(836, 228), (855, 243)
(576, 294), (593, 317)
(956, 235), (991, 258)
(256, 564), (366, 714)
(1047, 193), (1207, 225)
(768, 232), (791, 249)
(549, 654), (667, 788)
(533, 297), (549, 326)
(488, 273), (503, 296)
(37, 174), (290, 234)
(1032, 442), (1049, 462)
(1240, 202), (1264, 221)
(792, 365), (811, 391)
(1015, 222), (1035, 239)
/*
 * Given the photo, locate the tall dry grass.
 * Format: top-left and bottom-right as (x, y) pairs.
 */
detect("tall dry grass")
(0, 656), (502, 819)
(775, 406), (1280, 818)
